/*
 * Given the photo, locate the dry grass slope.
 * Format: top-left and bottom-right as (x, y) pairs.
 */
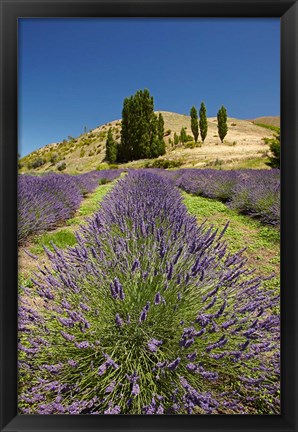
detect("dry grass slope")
(19, 112), (279, 173)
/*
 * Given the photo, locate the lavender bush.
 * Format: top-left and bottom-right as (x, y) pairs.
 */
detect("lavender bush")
(19, 171), (280, 414)
(172, 169), (280, 225)
(18, 170), (121, 243)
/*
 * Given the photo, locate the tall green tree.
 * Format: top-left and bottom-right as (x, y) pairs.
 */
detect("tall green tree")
(217, 105), (228, 143)
(180, 127), (187, 144)
(199, 102), (208, 143)
(156, 113), (166, 156)
(105, 128), (117, 164)
(190, 106), (199, 142)
(174, 132), (179, 147)
(119, 89), (164, 162)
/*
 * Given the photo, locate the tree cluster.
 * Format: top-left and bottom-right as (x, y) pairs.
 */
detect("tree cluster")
(189, 102), (208, 143)
(106, 89), (165, 163)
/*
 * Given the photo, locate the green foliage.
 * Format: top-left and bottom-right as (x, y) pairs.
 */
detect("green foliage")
(96, 163), (110, 170)
(185, 134), (193, 142)
(217, 105), (228, 143)
(67, 182), (116, 225)
(255, 123), (280, 133)
(199, 102), (208, 143)
(50, 153), (58, 164)
(118, 89), (165, 162)
(214, 158), (224, 166)
(174, 132), (179, 146)
(98, 178), (109, 185)
(80, 149), (85, 158)
(156, 113), (166, 156)
(57, 161), (66, 171)
(266, 134), (280, 168)
(105, 128), (118, 164)
(28, 157), (46, 169)
(190, 106), (199, 142)
(144, 158), (183, 169)
(184, 141), (201, 149)
(30, 229), (77, 255)
(179, 127), (187, 144)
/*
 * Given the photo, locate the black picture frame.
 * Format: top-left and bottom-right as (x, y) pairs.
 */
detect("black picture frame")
(0, 1), (297, 431)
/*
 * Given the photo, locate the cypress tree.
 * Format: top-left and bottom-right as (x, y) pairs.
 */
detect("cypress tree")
(157, 113), (166, 156)
(180, 127), (187, 144)
(105, 128), (117, 164)
(199, 102), (208, 143)
(118, 97), (132, 162)
(217, 105), (228, 143)
(174, 132), (179, 147)
(190, 106), (199, 142)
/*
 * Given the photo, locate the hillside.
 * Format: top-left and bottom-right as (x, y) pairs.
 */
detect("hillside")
(19, 112), (279, 173)
(252, 116), (280, 128)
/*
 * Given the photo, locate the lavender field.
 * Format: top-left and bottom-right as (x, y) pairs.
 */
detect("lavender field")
(148, 169), (280, 226)
(18, 170), (122, 244)
(18, 168), (280, 415)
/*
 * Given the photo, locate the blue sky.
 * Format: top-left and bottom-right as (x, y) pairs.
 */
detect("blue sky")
(18, 18), (280, 156)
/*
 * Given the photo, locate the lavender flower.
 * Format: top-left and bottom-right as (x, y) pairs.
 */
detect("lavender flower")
(115, 313), (123, 327)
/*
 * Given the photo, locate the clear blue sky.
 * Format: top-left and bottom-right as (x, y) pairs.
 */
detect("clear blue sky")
(18, 18), (280, 156)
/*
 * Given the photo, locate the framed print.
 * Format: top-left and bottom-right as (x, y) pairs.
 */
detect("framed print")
(0, 1), (297, 431)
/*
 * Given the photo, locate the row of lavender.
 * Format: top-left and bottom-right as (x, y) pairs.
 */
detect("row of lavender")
(148, 169), (280, 225)
(18, 170), (121, 243)
(19, 171), (279, 414)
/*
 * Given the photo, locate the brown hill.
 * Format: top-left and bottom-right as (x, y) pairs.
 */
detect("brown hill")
(252, 116), (280, 127)
(19, 111), (277, 173)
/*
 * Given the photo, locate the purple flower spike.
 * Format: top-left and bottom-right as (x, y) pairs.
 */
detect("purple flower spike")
(110, 283), (117, 299)
(147, 338), (163, 352)
(139, 309), (147, 323)
(104, 405), (121, 414)
(167, 358), (181, 371)
(105, 381), (116, 393)
(98, 363), (107, 376)
(139, 303), (149, 324)
(60, 331), (75, 342)
(114, 277), (122, 294)
(131, 260), (140, 272)
(132, 383), (140, 396)
(75, 341), (89, 349)
(115, 313), (123, 327)
(154, 292), (161, 305)
(186, 363), (198, 372)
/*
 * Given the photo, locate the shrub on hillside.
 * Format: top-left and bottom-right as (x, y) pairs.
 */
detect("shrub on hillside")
(145, 159), (183, 169)
(57, 162), (67, 171)
(28, 157), (46, 169)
